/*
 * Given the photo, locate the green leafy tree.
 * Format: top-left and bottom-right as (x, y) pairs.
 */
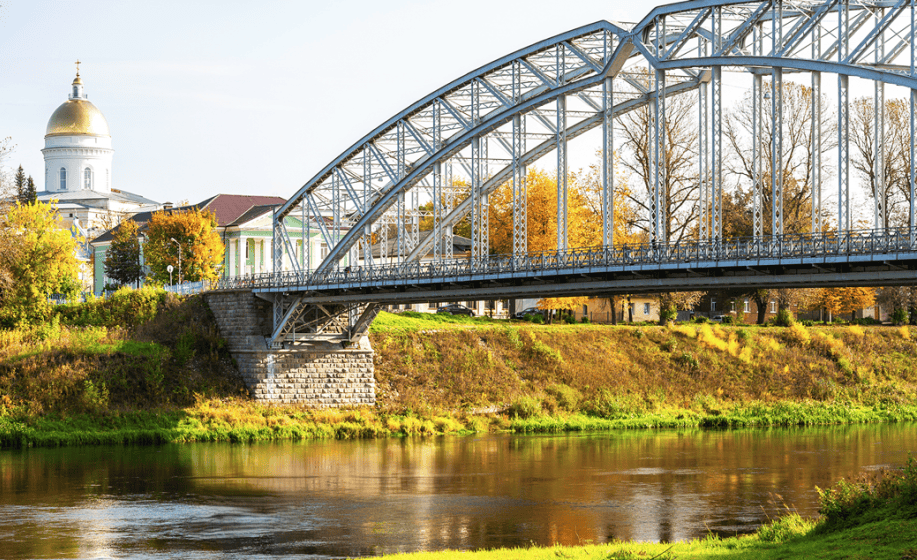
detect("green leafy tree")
(0, 201), (80, 326)
(104, 219), (143, 287)
(144, 208), (224, 284)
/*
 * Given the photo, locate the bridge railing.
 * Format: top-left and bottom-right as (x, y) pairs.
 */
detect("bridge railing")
(214, 227), (917, 291)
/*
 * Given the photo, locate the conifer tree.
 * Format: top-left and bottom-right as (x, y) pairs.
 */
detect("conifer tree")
(13, 165), (26, 203)
(25, 176), (36, 204)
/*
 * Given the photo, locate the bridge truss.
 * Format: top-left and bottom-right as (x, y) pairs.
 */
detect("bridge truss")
(230, 0), (917, 348)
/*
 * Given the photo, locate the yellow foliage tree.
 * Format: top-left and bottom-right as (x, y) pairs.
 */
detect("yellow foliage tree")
(0, 201), (80, 326)
(822, 287), (876, 320)
(488, 164), (636, 317)
(144, 208), (225, 284)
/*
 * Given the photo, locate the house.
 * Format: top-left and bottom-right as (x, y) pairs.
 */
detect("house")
(89, 193), (331, 294)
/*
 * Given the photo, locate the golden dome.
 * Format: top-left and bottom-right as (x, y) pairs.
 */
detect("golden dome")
(45, 98), (110, 137)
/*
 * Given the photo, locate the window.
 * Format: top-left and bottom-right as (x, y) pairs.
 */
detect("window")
(84, 167), (92, 190)
(643, 303), (650, 315)
(744, 299), (750, 313)
(710, 299), (717, 312)
(770, 301), (777, 313)
(320, 243), (329, 259)
(60, 168), (67, 190)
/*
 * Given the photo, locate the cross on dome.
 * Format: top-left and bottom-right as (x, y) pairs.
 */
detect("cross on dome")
(75, 59), (81, 77)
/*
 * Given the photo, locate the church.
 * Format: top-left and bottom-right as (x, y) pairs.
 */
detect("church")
(39, 64), (161, 240)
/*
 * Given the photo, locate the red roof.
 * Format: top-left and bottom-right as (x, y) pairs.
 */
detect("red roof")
(198, 194), (286, 227)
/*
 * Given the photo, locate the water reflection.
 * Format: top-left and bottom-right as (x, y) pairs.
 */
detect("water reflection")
(1, 423), (915, 559)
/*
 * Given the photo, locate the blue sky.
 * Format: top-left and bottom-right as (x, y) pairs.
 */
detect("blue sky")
(0, 0), (660, 205)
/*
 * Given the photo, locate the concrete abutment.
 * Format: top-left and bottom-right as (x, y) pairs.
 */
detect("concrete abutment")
(204, 290), (375, 406)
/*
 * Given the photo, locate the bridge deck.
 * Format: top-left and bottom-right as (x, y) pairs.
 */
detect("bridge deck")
(216, 230), (917, 304)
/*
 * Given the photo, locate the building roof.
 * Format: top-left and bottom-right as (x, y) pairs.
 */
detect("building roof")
(197, 194), (286, 226)
(37, 187), (160, 207)
(227, 204), (276, 227)
(89, 193), (287, 245)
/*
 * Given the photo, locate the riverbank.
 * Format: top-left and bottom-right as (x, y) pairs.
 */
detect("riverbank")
(370, 457), (917, 560)
(2, 292), (917, 448)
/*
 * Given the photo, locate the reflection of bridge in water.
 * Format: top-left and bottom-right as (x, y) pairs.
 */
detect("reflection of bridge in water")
(206, 0), (917, 402)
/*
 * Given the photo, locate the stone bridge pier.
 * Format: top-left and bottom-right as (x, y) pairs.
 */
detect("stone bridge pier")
(204, 290), (375, 406)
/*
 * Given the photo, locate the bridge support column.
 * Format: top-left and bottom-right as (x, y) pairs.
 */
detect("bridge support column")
(205, 290), (376, 407)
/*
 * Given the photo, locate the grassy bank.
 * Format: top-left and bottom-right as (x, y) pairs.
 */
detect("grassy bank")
(2, 297), (917, 448)
(368, 458), (917, 559)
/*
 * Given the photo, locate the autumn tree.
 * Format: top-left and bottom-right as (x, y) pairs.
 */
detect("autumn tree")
(822, 287), (876, 321)
(488, 168), (602, 255)
(724, 80), (836, 234)
(0, 201), (80, 326)
(489, 168), (606, 318)
(144, 208), (224, 285)
(104, 219), (143, 287)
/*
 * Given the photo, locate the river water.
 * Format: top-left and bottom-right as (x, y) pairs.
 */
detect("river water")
(1, 423), (915, 559)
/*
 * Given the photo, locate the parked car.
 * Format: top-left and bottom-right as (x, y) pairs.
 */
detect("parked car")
(436, 304), (475, 316)
(513, 307), (544, 320)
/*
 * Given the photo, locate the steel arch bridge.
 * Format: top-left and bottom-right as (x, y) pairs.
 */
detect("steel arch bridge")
(220, 0), (917, 348)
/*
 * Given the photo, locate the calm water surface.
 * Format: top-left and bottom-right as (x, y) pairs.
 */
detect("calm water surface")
(1, 423), (916, 559)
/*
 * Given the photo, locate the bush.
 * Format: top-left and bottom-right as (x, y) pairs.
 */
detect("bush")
(892, 308), (909, 325)
(817, 457), (917, 531)
(530, 313), (545, 324)
(562, 314), (576, 325)
(775, 308), (796, 327)
(507, 396), (542, 419)
(720, 315), (734, 324)
(579, 316), (590, 324)
(544, 383), (581, 411)
(659, 305), (677, 324)
(692, 316), (710, 324)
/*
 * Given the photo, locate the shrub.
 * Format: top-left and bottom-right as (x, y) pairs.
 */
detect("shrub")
(817, 457), (917, 531)
(892, 308), (909, 325)
(544, 383), (581, 411)
(579, 316), (590, 324)
(507, 396), (542, 419)
(530, 314), (545, 324)
(562, 314), (576, 325)
(775, 308), (795, 327)
(659, 305), (678, 324)
(788, 322), (810, 346)
(692, 316), (710, 324)
(584, 389), (645, 418)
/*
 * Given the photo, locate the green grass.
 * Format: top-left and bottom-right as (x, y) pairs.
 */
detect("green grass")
(370, 310), (504, 333)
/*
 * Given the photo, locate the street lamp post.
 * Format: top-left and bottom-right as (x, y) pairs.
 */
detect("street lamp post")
(169, 238), (182, 285)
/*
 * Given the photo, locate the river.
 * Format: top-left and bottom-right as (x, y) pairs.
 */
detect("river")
(1, 423), (915, 559)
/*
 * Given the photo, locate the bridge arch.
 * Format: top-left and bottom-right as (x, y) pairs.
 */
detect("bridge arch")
(272, 0), (917, 280)
(237, 0), (917, 348)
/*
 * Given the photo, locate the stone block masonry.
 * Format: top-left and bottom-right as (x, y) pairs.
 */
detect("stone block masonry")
(204, 290), (375, 407)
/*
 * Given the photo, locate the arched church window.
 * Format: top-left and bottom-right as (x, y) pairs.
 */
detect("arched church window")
(60, 168), (67, 190)
(84, 167), (92, 190)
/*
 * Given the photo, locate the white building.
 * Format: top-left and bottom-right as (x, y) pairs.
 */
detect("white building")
(39, 67), (160, 241)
